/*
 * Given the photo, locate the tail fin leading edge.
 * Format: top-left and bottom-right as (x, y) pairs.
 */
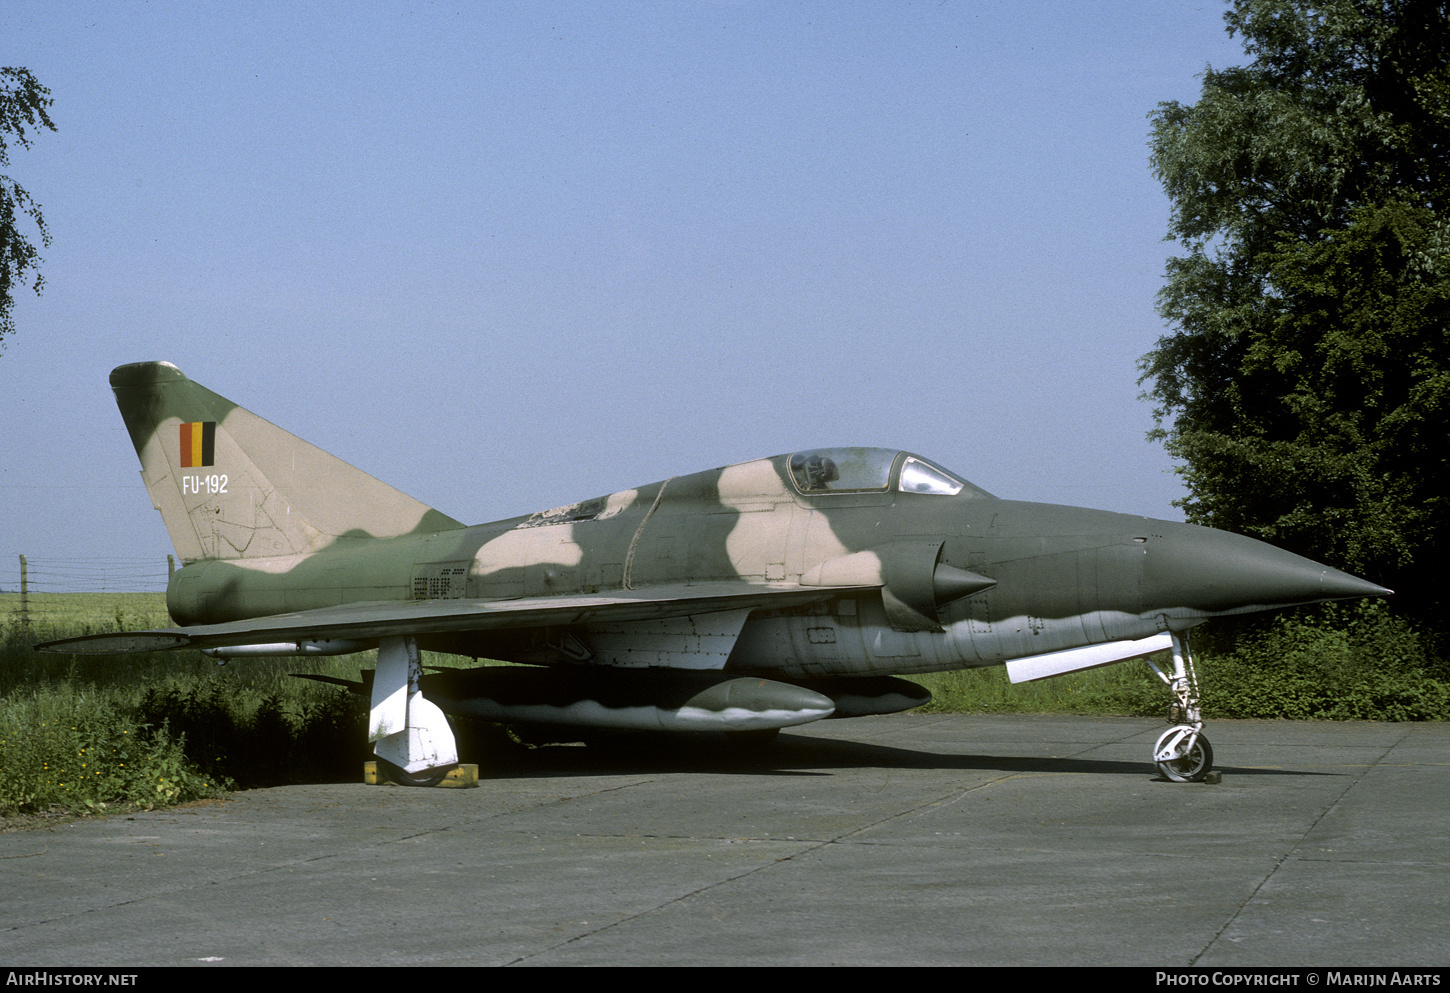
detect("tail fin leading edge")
(111, 362), (463, 562)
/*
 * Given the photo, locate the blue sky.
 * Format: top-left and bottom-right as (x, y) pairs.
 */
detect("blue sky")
(1, 2), (1247, 592)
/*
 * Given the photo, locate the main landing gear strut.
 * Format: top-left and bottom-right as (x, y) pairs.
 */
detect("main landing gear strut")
(1146, 630), (1214, 782)
(369, 635), (459, 786)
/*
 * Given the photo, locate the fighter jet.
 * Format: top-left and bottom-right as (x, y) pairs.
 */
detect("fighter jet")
(40, 362), (1391, 784)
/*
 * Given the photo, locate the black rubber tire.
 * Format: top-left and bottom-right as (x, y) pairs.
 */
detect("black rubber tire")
(1155, 733), (1213, 782)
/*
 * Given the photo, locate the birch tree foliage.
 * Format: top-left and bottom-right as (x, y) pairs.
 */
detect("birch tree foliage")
(0, 67), (57, 349)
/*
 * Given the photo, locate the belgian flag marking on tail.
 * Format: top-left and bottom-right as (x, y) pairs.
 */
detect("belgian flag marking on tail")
(180, 421), (216, 468)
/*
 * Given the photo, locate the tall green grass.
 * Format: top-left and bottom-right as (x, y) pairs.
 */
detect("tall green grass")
(1, 594), (374, 814)
(1, 594), (516, 815)
(0, 680), (219, 815)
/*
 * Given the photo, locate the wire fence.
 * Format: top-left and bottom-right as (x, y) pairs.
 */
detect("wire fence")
(2, 555), (174, 632)
(10, 557), (171, 593)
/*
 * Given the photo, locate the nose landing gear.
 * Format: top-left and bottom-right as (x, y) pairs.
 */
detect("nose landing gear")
(1153, 724), (1214, 782)
(1147, 631), (1212, 782)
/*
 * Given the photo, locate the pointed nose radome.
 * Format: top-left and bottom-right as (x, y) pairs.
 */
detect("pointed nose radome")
(1141, 523), (1392, 615)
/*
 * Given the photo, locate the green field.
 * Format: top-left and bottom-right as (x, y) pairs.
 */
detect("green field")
(1, 590), (172, 634)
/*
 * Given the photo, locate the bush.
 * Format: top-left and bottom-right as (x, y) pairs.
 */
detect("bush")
(1199, 604), (1449, 720)
(0, 687), (223, 816)
(135, 679), (369, 789)
(2, 605), (380, 815)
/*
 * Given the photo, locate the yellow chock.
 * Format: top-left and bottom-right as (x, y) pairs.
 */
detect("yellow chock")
(440, 764), (479, 788)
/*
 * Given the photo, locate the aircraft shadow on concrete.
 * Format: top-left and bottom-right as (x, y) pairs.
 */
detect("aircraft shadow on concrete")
(463, 728), (1327, 782)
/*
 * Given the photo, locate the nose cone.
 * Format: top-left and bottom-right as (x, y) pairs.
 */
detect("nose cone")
(1142, 523), (1392, 615)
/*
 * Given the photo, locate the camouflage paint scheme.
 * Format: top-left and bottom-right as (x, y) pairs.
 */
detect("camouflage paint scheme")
(41, 362), (1391, 779)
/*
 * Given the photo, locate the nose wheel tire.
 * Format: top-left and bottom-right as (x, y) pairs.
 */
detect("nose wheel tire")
(1153, 726), (1213, 782)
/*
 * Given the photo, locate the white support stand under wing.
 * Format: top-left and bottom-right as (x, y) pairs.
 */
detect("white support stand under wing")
(369, 635), (459, 775)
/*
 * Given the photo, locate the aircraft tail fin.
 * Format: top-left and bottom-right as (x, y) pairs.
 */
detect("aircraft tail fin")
(110, 362), (464, 562)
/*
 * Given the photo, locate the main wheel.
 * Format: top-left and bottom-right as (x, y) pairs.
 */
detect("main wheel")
(1154, 728), (1213, 782)
(378, 759), (453, 787)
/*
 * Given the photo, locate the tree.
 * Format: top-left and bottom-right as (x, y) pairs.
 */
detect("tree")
(0, 67), (57, 350)
(1141, 0), (1450, 625)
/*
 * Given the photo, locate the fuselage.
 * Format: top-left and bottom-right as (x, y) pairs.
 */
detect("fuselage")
(165, 447), (1383, 680)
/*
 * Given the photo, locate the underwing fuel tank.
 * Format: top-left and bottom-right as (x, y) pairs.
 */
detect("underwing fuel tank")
(201, 639), (367, 661)
(319, 667), (840, 733)
(430, 668), (836, 732)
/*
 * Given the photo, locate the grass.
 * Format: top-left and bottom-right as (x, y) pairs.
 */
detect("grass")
(0, 591), (172, 634)
(1, 593), (522, 816)
(2, 594), (363, 815)
(914, 659), (1165, 717)
(0, 682), (220, 816)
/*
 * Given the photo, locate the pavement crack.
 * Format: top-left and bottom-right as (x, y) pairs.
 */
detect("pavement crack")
(0, 845), (48, 859)
(502, 839), (825, 966)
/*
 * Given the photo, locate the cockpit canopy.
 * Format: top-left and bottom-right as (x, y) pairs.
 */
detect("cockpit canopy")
(786, 448), (993, 498)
